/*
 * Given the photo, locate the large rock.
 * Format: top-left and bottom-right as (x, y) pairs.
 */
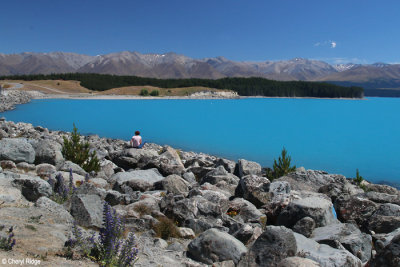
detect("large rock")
(335, 194), (379, 231)
(370, 234), (400, 267)
(157, 146), (186, 175)
(227, 198), (263, 223)
(215, 158), (237, 173)
(0, 138), (35, 163)
(112, 168), (164, 192)
(201, 166), (240, 186)
(277, 191), (336, 228)
(159, 174), (190, 196)
(293, 216), (316, 238)
(368, 203), (400, 234)
(238, 226), (297, 267)
(237, 159), (262, 178)
(70, 194), (103, 228)
(294, 232), (362, 267)
(373, 228), (400, 253)
(312, 223), (372, 262)
(278, 169), (349, 193)
(35, 196), (74, 224)
(235, 174), (270, 208)
(59, 160), (86, 176)
(363, 191), (400, 204)
(111, 148), (158, 170)
(277, 257), (321, 267)
(11, 174), (53, 201)
(187, 228), (247, 264)
(36, 163), (57, 178)
(33, 139), (64, 167)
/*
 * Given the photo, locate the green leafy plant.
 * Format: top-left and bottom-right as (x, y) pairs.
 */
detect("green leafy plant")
(149, 90), (159, 96)
(139, 89), (149, 96)
(62, 124), (100, 173)
(267, 147), (296, 181)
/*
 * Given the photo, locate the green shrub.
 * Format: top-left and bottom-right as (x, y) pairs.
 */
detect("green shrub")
(150, 90), (159, 96)
(267, 147), (296, 181)
(62, 124), (100, 173)
(139, 89), (149, 96)
(153, 217), (180, 240)
(355, 169), (364, 185)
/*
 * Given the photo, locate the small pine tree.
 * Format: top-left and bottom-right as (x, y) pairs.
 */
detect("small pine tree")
(62, 124), (100, 173)
(268, 147), (296, 180)
(355, 169), (364, 185)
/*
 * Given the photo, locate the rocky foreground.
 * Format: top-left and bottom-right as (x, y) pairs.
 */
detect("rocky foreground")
(0, 119), (400, 266)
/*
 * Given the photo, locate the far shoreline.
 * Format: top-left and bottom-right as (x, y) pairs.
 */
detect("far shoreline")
(31, 92), (366, 101)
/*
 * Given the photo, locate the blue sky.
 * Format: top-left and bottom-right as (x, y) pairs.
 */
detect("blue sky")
(1, 0), (399, 64)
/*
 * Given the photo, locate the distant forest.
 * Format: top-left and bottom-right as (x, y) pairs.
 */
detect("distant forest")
(0, 73), (364, 98)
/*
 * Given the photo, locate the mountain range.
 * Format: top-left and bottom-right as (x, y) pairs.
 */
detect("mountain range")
(1, 51), (400, 92)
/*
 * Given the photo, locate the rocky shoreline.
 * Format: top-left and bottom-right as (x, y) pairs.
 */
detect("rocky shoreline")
(0, 89), (32, 112)
(0, 119), (399, 266)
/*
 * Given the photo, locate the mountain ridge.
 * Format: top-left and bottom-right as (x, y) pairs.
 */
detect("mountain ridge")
(1, 51), (400, 90)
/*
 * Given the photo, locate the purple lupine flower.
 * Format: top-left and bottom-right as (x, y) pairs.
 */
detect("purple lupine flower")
(69, 168), (76, 191)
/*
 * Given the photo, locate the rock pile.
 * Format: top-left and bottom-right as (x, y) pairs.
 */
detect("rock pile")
(0, 119), (399, 266)
(0, 89), (32, 112)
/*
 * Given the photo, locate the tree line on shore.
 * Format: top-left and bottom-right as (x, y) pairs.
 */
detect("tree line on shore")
(0, 73), (364, 98)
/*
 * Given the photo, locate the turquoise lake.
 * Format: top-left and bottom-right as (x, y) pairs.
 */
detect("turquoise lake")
(1, 97), (400, 184)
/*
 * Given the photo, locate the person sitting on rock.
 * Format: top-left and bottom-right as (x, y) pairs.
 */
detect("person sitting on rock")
(130, 130), (145, 148)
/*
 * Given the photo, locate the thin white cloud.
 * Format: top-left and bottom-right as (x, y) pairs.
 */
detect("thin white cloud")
(314, 40), (337, 48)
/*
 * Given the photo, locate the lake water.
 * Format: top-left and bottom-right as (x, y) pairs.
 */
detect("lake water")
(1, 97), (400, 184)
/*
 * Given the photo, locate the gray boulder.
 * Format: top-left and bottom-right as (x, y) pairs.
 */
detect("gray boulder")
(370, 234), (400, 267)
(160, 174), (190, 196)
(157, 146), (186, 175)
(238, 226), (297, 267)
(111, 148), (158, 170)
(277, 191), (336, 228)
(70, 194), (103, 228)
(366, 183), (398, 195)
(215, 158), (237, 173)
(294, 232), (362, 267)
(12, 174), (53, 201)
(112, 168), (164, 192)
(312, 223), (372, 262)
(278, 257), (321, 267)
(201, 166), (240, 186)
(0, 138), (35, 163)
(35, 196), (74, 224)
(0, 160), (17, 170)
(237, 159), (262, 178)
(373, 228), (400, 253)
(278, 169), (348, 192)
(33, 139), (64, 166)
(293, 216), (316, 238)
(182, 171), (197, 184)
(335, 194), (379, 231)
(187, 228), (247, 264)
(228, 198), (263, 223)
(363, 191), (400, 204)
(59, 161), (86, 176)
(36, 163), (57, 178)
(236, 174), (270, 208)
